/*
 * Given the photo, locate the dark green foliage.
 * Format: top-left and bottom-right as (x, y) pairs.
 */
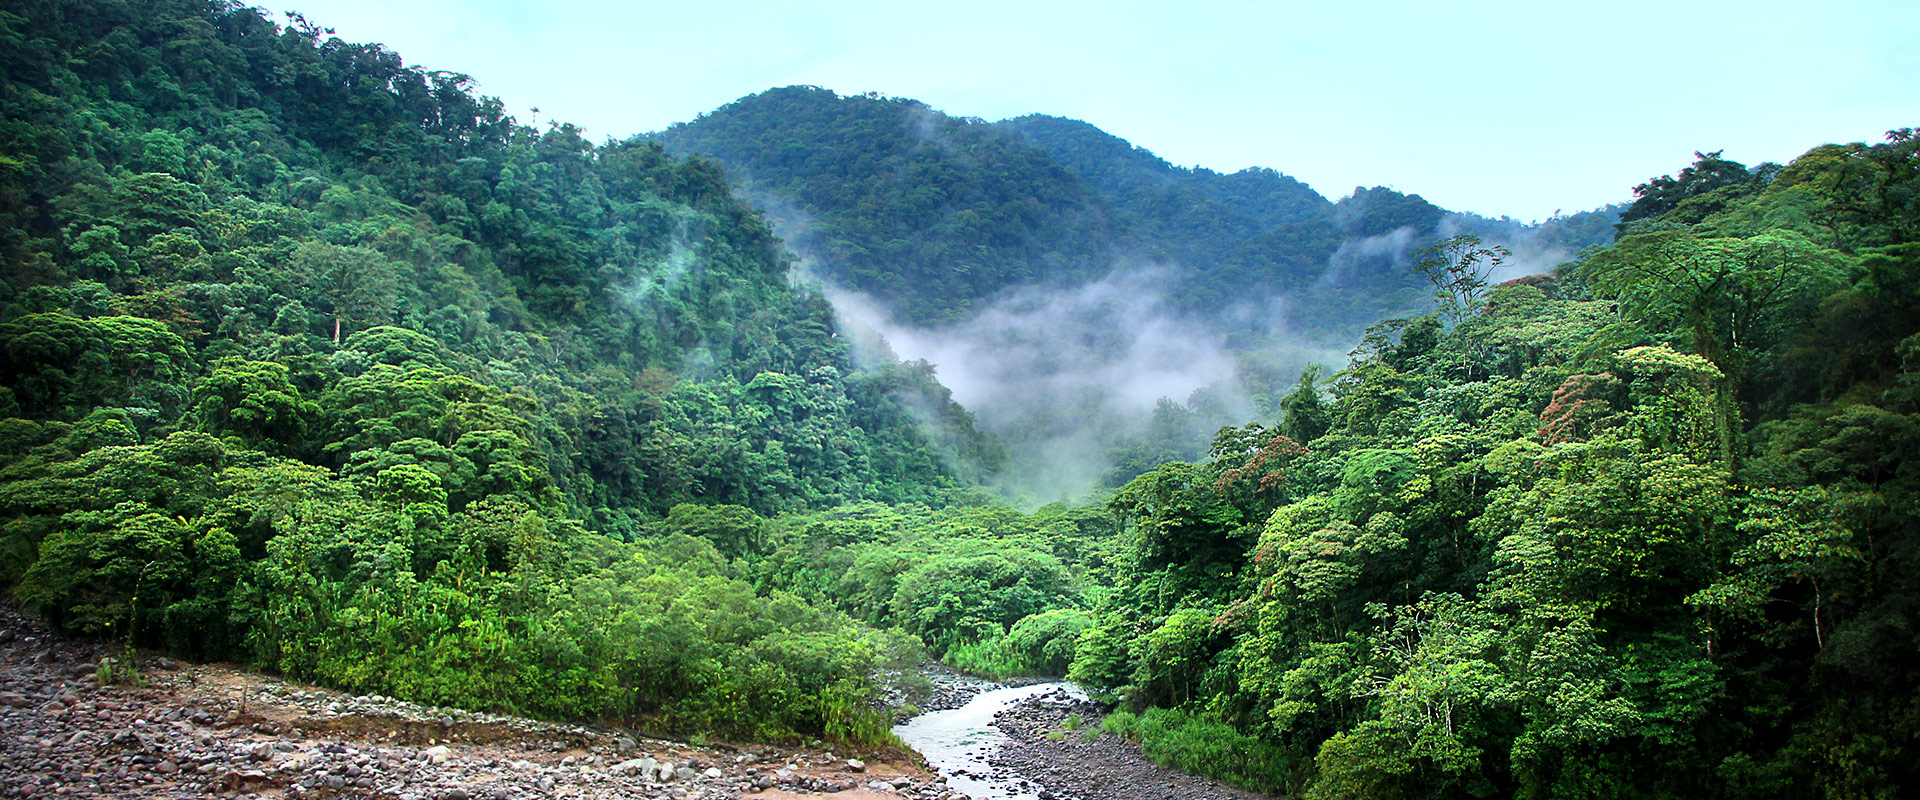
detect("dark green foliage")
(654, 87), (1116, 324)
(3, 1), (1916, 783)
(656, 90), (1617, 501)
(1618, 150), (1771, 229)
(658, 90), (1618, 340)
(997, 114), (1342, 306)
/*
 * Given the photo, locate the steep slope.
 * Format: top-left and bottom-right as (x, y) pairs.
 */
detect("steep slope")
(652, 86), (1120, 324)
(655, 89), (1488, 331)
(0, 0), (993, 741)
(657, 87), (1619, 497)
(657, 87), (1618, 339)
(1059, 135), (1920, 798)
(994, 113), (1343, 304)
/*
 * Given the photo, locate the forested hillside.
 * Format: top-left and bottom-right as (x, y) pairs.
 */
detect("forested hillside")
(650, 86), (1117, 325)
(655, 87), (1623, 499)
(0, 0), (998, 742)
(655, 86), (1619, 335)
(4, 4), (1918, 798)
(997, 113), (1426, 316)
(1045, 139), (1920, 797)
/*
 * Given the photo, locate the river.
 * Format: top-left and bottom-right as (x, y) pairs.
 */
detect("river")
(890, 677), (1269, 800)
(891, 682), (1083, 800)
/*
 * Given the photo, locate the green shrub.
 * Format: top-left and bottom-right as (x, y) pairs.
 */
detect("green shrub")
(944, 634), (1028, 679)
(1102, 707), (1294, 794)
(1006, 608), (1095, 676)
(1067, 622), (1135, 697)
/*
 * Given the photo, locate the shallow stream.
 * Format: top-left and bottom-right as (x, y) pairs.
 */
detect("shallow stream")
(891, 681), (1085, 800)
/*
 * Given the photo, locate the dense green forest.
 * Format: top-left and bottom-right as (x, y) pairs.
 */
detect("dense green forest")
(1046, 139), (1920, 798)
(4, 3), (1919, 798)
(654, 87), (1624, 499)
(654, 85), (1619, 335)
(0, 0), (1005, 743)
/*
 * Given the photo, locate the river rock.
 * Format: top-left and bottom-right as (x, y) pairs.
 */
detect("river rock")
(611, 756), (656, 776)
(846, 758), (866, 772)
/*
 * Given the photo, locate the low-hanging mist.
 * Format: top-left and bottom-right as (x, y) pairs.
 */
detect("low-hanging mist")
(807, 214), (1584, 504)
(821, 265), (1351, 504)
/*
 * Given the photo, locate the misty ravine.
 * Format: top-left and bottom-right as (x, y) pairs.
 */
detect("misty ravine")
(4, 5), (1918, 800)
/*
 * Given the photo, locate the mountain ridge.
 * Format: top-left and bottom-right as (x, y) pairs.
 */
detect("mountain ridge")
(654, 85), (1617, 334)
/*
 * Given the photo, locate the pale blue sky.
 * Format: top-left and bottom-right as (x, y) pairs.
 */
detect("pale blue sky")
(287, 0), (1917, 221)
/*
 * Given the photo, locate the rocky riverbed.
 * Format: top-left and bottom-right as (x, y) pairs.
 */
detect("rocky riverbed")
(895, 681), (1274, 800)
(0, 606), (964, 800)
(0, 605), (1275, 800)
(980, 686), (1271, 800)
(911, 664), (1048, 716)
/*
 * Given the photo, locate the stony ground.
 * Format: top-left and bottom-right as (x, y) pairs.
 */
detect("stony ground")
(906, 666), (1003, 716)
(0, 607), (964, 800)
(984, 687), (1271, 800)
(0, 607), (1279, 800)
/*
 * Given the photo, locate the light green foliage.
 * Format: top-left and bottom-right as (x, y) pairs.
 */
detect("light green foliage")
(889, 544), (1074, 651)
(1324, 594), (1501, 796)
(655, 503), (766, 559)
(1062, 132), (1920, 799)
(749, 502), (1090, 677)
(1573, 229), (1850, 383)
(944, 636), (1026, 680)
(0, 0), (993, 748)
(1005, 608), (1095, 675)
(1102, 707), (1295, 794)
(1132, 608), (1221, 708)
(1066, 621), (1136, 697)
(1415, 234), (1510, 326)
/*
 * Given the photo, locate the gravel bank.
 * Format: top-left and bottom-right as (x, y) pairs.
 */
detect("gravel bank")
(982, 687), (1274, 800)
(0, 606), (966, 800)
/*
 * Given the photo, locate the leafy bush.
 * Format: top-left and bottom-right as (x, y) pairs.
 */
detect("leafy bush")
(1006, 608), (1095, 676)
(944, 634), (1026, 680)
(1102, 707), (1295, 794)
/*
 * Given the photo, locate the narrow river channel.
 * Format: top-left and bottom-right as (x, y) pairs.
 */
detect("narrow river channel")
(891, 682), (1086, 800)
